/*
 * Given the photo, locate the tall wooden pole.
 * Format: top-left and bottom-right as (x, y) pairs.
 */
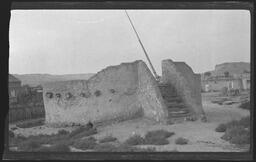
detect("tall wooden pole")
(125, 10), (159, 81)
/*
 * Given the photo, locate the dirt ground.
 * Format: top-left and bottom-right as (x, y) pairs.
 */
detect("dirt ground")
(9, 92), (250, 152)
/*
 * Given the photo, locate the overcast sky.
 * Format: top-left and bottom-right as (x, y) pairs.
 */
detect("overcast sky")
(9, 10), (250, 75)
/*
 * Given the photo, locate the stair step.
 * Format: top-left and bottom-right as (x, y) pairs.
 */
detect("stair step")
(161, 93), (179, 99)
(168, 108), (190, 117)
(166, 103), (186, 108)
(165, 100), (183, 105)
(164, 97), (183, 102)
(168, 108), (189, 112)
(168, 113), (190, 118)
(169, 112), (190, 116)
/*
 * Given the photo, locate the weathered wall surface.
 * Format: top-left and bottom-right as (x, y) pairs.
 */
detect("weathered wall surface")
(161, 59), (204, 117)
(42, 60), (167, 126)
(137, 61), (168, 123)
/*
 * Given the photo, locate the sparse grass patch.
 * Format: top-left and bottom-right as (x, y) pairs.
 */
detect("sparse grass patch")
(16, 119), (44, 128)
(9, 130), (15, 138)
(120, 130), (175, 146)
(117, 144), (156, 152)
(217, 116), (250, 145)
(175, 137), (189, 145)
(36, 143), (71, 152)
(144, 130), (174, 145)
(69, 126), (97, 138)
(72, 137), (97, 150)
(124, 134), (145, 145)
(144, 137), (169, 145)
(10, 127), (18, 131)
(221, 126), (250, 144)
(239, 101), (250, 110)
(216, 116), (250, 133)
(93, 143), (118, 152)
(9, 135), (26, 147)
(99, 135), (117, 143)
(94, 90), (101, 97)
(145, 129), (174, 139)
(17, 139), (41, 151)
(215, 123), (227, 132)
(57, 129), (69, 135)
(238, 116), (250, 128)
(93, 143), (156, 152)
(70, 128), (97, 139)
(9, 125), (98, 152)
(171, 148), (179, 152)
(10, 133), (70, 150)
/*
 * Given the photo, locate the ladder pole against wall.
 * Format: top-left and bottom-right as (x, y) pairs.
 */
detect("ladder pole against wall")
(124, 10), (160, 81)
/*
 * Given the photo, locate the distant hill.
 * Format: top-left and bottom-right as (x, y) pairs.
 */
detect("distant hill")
(13, 73), (95, 87)
(203, 62), (250, 77)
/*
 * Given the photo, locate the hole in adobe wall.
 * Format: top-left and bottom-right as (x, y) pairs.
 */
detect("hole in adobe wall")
(80, 92), (91, 98)
(65, 92), (73, 99)
(94, 90), (101, 97)
(80, 92), (86, 97)
(56, 93), (61, 98)
(109, 89), (116, 94)
(109, 99), (112, 102)
(46, 92), (53, 98)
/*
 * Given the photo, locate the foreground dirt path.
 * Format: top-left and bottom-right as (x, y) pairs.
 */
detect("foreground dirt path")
(93, 93), (250, 152)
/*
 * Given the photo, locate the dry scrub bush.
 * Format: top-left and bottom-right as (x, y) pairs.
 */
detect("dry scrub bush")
(124, 130), (175, 146)
(94, 90), (102, 97)
(10, 125), (98, 152)
(215, 123), (227, 132)
(99, 135), (117, 143)
(16, 119), (44, 128)
(144, 130), (174, 145)
(124, 134), (145, 145)
(36, 143), (71, 152)
(68, 126), (97, 138)
(57, 129), (69, 135)
(93, 143), (118, 152)
(9, 130), (15, 138)
(175, 137), (189, 145)
(94, 143), (156, 152)
(216, 116), (250, 145)
(72, 137), (97, 150)
(221, 126), (250, 144)
(17, 139), (41, 151)
(239, 101), (250, 110)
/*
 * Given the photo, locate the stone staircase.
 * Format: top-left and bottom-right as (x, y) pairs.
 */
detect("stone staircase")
(158, 83), (191, 122)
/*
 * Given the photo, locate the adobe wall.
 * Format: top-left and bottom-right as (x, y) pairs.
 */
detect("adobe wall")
(137, 61), (168, 123)
(161, 59), (205, 118)
(42, 60), (167, 126)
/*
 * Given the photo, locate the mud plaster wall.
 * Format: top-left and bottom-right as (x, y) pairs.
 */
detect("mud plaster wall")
(202, 79), (243, 91)
(42, 60), (167, 126)
(161, 59), (204, 116)
(137, 61), (168, 123)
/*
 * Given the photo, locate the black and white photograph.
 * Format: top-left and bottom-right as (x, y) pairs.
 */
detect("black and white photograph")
(5, 1), (253, 160)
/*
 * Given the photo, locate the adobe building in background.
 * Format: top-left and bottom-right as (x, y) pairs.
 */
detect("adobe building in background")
(201, 73), (250, 92)
(42, 59), (205, 127)
(9, 74), (22, 104)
